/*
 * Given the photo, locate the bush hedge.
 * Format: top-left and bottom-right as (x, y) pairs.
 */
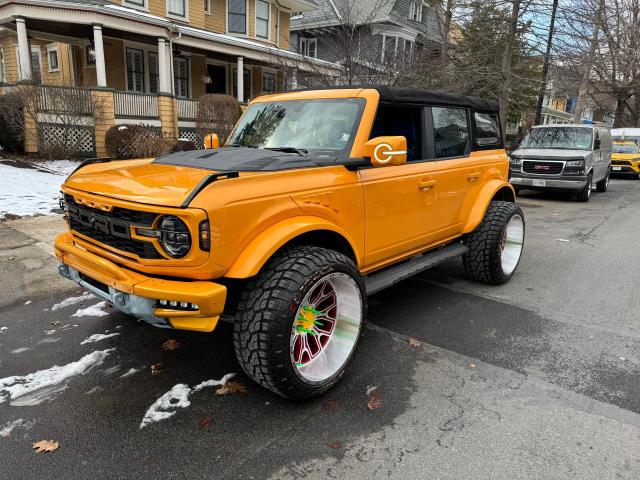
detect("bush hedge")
(105, 124), (173, 159)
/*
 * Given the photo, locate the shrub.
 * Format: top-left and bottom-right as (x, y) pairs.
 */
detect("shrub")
(196, 94), (242, 146)
(105, 124), (172, 159)
(0, 93), (25, 153)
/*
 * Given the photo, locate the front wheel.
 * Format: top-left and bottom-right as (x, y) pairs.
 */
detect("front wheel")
(577, 172), (593, 201)
(233, 246), (366, 399)
(463, 201), (525, 285)
(596, 168), (610, 192)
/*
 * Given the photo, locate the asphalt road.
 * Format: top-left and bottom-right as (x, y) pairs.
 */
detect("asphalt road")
(1, 178), (640, 479)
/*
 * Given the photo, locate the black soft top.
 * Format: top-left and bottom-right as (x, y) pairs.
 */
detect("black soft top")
(298, 86), (499, 113)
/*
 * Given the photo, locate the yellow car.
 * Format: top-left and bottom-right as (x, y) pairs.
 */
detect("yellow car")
(611, 141), (640, 178)
(55, 87), (523, 399)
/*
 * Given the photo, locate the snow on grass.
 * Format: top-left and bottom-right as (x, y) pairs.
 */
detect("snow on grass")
(0, 349), (114, 406)
(11, 347), (29, 354)
(72, 301), (109, 318)
(51, 293), (92, 311)
(120, 368), (139, 378)
(0, 161), (76, 220)
(139, 373), (236, 429)
(80, 332), (120, 345)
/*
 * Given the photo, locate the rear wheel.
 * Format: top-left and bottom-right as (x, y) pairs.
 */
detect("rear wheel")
(463, 201), (525, 285)
(233, 246), (366, 399)
(577, 172), (593, 202)
(596, 168), (610, 192)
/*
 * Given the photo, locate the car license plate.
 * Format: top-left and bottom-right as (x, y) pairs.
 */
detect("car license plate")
(532, 179), (546, 187)
(612, 166), (622, 171)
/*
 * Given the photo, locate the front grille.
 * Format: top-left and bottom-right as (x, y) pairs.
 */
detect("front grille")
(65, 194), (163, 259)
(522, 161), (563, 175)
(612, 160), (632, 166)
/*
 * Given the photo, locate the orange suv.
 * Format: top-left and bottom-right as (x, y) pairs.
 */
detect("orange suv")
(55, 87), (524, 399)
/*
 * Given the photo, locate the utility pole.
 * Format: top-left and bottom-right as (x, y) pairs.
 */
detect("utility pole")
(534, 0), (559, 125)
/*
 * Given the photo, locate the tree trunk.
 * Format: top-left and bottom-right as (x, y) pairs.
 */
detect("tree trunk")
(440, 0), (454, 61)
(498, 0), (521, 137)
(574, 0), (603, 123)
(613, 94), (628, 128)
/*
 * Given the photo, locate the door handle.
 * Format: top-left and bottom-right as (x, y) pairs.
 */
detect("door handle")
(418, 180), (437, 191)
(467, 172), (481, 182)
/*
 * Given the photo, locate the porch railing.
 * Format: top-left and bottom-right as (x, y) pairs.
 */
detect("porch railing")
(38, 85), (93, 115)
(177, 98), (199, 120)
(114, 91), (158, 118)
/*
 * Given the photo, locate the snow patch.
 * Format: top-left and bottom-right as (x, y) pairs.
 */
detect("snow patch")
(51, 293), (91, 311)
(0, 327), (7, 331)
(120, 368), (139, 378)
(0, 349), (114, 406)
(85, 386), (103, 395)
(1, 419), (27, 438)
(139, 373), (235, 429)
(80, 332), (120, 345)
(11, 347), (29, 354)
(24, 300), (32, 305)
(38, 337), (61, 344)
(72, 301), (109, 318)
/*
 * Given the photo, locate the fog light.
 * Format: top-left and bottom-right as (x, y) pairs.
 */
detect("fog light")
(170, 300), (178, 307)
(180, 302), (189, 308)
(191, 303), (199, 310)
(159, 299), (168, 306)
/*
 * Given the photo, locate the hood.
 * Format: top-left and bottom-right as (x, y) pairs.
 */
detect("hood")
(511, 148), (590, 160)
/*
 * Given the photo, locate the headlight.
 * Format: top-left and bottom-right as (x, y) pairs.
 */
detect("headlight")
(510, 157), (522, 165)
(159, 216), (191, 258)
(566, 160), (584, 167)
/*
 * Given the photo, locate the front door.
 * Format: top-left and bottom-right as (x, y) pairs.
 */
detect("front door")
(206, 64), (227, 94)
(360, 105), (440, 270)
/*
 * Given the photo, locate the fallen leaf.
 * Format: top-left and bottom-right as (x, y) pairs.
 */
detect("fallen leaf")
(198, 416), (213, 430)
(408, 338), (422, 347)
(161, 339), (181, 351)
(469, 363), (477, 368)
(327, 441), (342, 449)
(50, 320), (61, 327)
(215, 381), (247, 396)
(151, 363), (162, 375)
(367, 390), (382, 410)
(33, 440), (59, 453)
(322, 400), (340, 412)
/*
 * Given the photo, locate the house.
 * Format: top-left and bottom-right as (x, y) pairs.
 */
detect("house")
(289, 0), (444, 84)
(0, 0), (340, 156)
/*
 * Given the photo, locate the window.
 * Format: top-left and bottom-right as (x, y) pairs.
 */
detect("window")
(86, 45), (96, 66)
(167, 0), (186, 18)
(232, 67), (250, 101)
(409, 1), (423, 22)
(228, 0), (247, 34)
(174, 56), (189, 97)
(124, 0), (146, 8)
(432, 107), (470, 158)
(474, 112), (501, 147)
(274, 6), (280, 44)
(204, 0), (210, 13)
(262, 71), (276, 93)
(382, 35), (397, 63)
(47, 47), (59, 72)
(299, 37), (317, 58)
(31, 48), (42, 83)
(256, 0), (270, 39)
(126, 47), (145, 92)
(148, 52), (159, 94)
(371, 105), (423, 161)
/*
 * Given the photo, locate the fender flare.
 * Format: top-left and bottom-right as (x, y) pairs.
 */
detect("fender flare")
(225, 216), (360, 279)
(462, 180), (516, 234)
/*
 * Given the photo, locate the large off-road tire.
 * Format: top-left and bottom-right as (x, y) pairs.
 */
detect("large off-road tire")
(596, 168), (610, 192)
(576, 172), (593, 202)
(233, 246), (366, 400)
(463, 201), (525, 285)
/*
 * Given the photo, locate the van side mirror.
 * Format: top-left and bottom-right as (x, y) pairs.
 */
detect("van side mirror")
(204, 133), (220, 150)
(363, 136), (407, 167)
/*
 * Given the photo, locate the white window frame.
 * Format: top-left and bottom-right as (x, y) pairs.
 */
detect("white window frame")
(255, 0), (271, 40)
(262, 67), (277, 94)
(122, 0), (148, 11)
(227, 0), (249, 36)
(167, 0), (189, 21)
(46, 44), (59, 72)
(204, 0), (211, 14)
(299, 37), (317, 58)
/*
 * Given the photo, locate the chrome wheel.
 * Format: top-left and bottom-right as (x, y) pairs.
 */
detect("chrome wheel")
(587, 175), (592, 198)
(290, 272), (362, 383)
(499, 214), (524, 276)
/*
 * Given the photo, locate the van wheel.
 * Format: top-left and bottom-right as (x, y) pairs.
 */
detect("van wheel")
(463, 201), (525, 285)
(596, 168), (610, 192)
(577, 173), (593, 201)
(233, 246), (366, 400)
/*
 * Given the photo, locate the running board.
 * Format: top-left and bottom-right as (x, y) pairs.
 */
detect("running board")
(364, 243), (468, 295)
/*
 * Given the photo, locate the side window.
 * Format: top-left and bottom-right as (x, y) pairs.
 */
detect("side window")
(474, 112), (501, 147)
(370, 105), (423, 161)
(432, 107), (469, 158)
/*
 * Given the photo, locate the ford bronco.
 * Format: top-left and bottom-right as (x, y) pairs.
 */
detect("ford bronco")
(55, 87), (524, 399)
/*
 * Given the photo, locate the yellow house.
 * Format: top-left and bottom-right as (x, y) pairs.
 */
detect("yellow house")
(0, 0), (339, 155)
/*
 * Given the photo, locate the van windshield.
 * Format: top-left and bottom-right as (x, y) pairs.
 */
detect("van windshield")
(520, 127), (593, 150)
(613, 143), (639, 154)
(227, 99), (365, 159)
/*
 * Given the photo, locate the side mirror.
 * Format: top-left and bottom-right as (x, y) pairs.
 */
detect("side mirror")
(204, 133), (220, 150)
(363, 136), (407, 167)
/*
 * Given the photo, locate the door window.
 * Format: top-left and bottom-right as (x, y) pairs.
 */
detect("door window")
(474, 112), (501, 147)
(370, 104), (423, 161)
(432, 107), (470, 158)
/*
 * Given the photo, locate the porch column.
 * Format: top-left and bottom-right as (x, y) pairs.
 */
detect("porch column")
(16, 17), (32, 81)
(157, 38), (169, 94)
(92, 24), (107, 87)
(237, 57), (244, 103)
(166, 44), (174, 94)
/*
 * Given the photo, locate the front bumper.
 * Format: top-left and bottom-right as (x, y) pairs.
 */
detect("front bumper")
(510, 174), (588, 190)
(54, 232), (227, 332)
(610, 165), (640, 174)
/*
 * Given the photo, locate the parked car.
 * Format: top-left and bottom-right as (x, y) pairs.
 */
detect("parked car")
(611, 140), (640, 179)
(510, 124), (612, 201)
(54, 87), (524, 399)
(611, 127), (640, 144)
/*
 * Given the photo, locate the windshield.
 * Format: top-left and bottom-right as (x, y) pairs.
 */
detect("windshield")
(227, 99), (365, 160)
(520, 127), (593, 150)
(613, 143), (639, 154)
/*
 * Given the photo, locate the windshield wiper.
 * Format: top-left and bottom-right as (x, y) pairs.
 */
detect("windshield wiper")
(265, 147), (309, 157)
